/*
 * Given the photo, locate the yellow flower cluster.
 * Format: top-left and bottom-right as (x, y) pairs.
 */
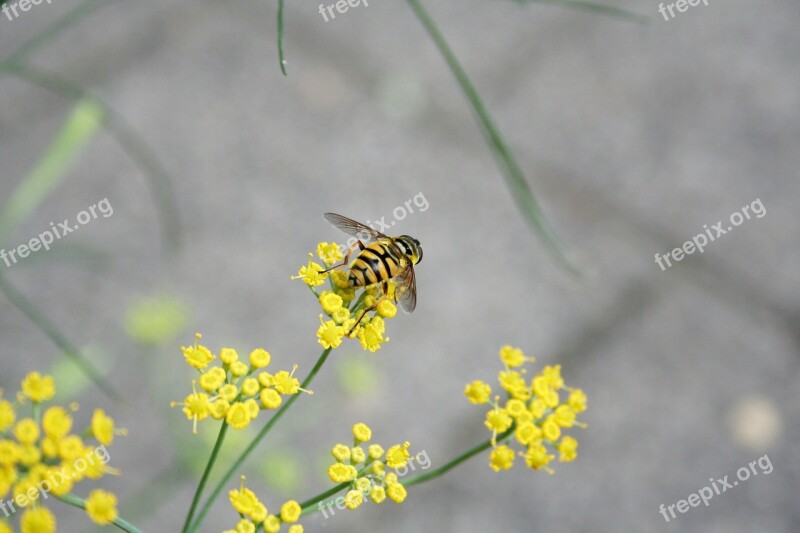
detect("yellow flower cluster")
(293, 243), (397, 353)
(172, 334), (311, 434)
(224, 477), (304, 533)
(0, 372), (122, 532)
(325, 423), (414, 510)
(465, 346), (587, 474)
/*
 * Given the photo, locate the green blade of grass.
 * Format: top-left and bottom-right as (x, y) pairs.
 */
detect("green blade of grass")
(0, 63), (181, 251)
(0, 99), (104, 246)
(277, 0), (288, 75)
(515, 0), (649, 23)
(0, 274), (121, 402)
(406, 0), (578, 274)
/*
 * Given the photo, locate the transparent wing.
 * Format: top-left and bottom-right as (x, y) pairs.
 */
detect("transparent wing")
(393, 263), (417, 313)
(323, 213), (389, 241)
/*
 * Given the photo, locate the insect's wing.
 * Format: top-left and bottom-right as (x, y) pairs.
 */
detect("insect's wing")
(323, 213), (388, 241)
(394, 263), (417, 313)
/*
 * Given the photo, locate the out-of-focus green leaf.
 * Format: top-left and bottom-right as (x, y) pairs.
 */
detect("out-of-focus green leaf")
(48, 345), (111, 400)
(336, 354), (380, 397)
(124, 295), (189, 346)
(516, 0), (649, 23)
(259, 450), (303, 493)
(0, 99), (103, 245)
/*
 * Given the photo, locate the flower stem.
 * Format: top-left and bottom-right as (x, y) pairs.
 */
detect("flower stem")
(56, 493), (142, 533)
(180, 421), (230, 533)
(187, 347), (333, 533)
(403, 428), (512, 488)
(298, 482), (349, 516)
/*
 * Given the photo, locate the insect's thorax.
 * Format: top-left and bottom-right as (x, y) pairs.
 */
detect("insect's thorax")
(348, 240), (406, 287)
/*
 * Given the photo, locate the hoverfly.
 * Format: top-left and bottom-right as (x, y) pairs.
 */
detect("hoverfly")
(322, 213), (422, 332)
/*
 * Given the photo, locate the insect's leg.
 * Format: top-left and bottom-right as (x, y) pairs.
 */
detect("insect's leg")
(347, 296), (384, 336)
(322, 240), (366, 273)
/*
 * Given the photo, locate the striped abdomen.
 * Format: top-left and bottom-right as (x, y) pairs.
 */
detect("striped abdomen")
(348, 240), (406, 288)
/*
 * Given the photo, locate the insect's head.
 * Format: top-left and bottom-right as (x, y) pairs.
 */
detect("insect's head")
(398, 235), (423, 265)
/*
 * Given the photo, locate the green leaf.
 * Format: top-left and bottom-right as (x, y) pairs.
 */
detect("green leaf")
(0, 99), (103, 245)
(516, 0), (649, 23)
(406, 0), (579, 274)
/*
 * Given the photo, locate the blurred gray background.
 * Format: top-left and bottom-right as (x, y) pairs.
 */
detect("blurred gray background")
(1, 0), (798, 531)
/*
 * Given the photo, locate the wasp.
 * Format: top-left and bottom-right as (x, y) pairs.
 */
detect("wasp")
(322, 213), (422, 332)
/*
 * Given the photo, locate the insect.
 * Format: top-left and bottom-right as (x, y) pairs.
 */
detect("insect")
(322, 213), (422, 332)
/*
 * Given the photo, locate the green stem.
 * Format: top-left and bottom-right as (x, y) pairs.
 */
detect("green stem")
(299, 482), (349, 515)
(403, 429), (512, 488)
(56, 493), (142, 533)
(187, 347), (333, 533)
(277, 0), (288, 75)
(405, 0), (577, 275)
(180, 421), (230, 533)
(0, 274), (120, 402)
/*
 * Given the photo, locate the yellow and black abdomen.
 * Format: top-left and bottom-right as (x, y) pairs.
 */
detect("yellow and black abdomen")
(348, 241), (403, 288)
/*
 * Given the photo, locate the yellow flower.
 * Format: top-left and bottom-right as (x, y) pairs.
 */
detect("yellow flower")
(263, 515), (281, 533)
(542, 417), (561, 442)
(376, 300), (397, 318)
(357, 322), (385, 352)
(20, 372), (55, 403)
(172, 383), (211, 434)
(199, 367), (227, 392)
(386, 483), (407, 503)
(489, 445), (515, 472)
(524, 444), (555, 473)
(319, 291), (344, 314)
(249, 349), (271, 369)
(230, 361), (249, 377)
(317, 318), (345, 349)
(355, 477), (371, 493)
(350, 447), (366, 464)
(385, 442), (411, 469)
(226, 402), (252, 429)
(331, 443), (351, 461)
(0, 521), (11, 533)
(499, 345), (528, 368)
(292, 257), (327, 287)
(210, 400), (230, 420)
(18, 445), (41, 467)
(0, 400), (16, 432)
(259, 389), (282, 409)
(316, 242), (343, 266)
(464, 381), (491, 405)
(484, 407), (512, 434)
(288, 526), (304, 533)
(218, 384), (238, 402)
(0, 440), (20, 465)
(229, 480), (259, 515)
(498, 371), (529, 399)
(273, 368), (301, 394)
(85, 489), (119, 525)
(553, 405), (576, 428)
(568, 389), (587, 413)
(368, 444), (384, 460)
(331, 307), (350, 324)
(235, 519), (255, 533)
(250, 502), (268, 522)
(182, 343), (214, 369)
(58, 435), (85, 461)
(241, 378), (260, 397)
(345, 489), (363, 510)
(280, 500), (301, 523)
(529, 398), (547, 419)
(91, 408), (125, 446)
(330, 270), (350, 289)
(13, 418), (40, 445)
(20, 506), (55, 533)
(220, 348), (239, 365)
(514, 423), (542, 446)
(328, 463), (358, 483)
(543, 365), (564, 389)
(558, 436), (578, 462)
(370, 485), (386, 504)
(352, 423), (372, 442)
(41, 406), (71, 438)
